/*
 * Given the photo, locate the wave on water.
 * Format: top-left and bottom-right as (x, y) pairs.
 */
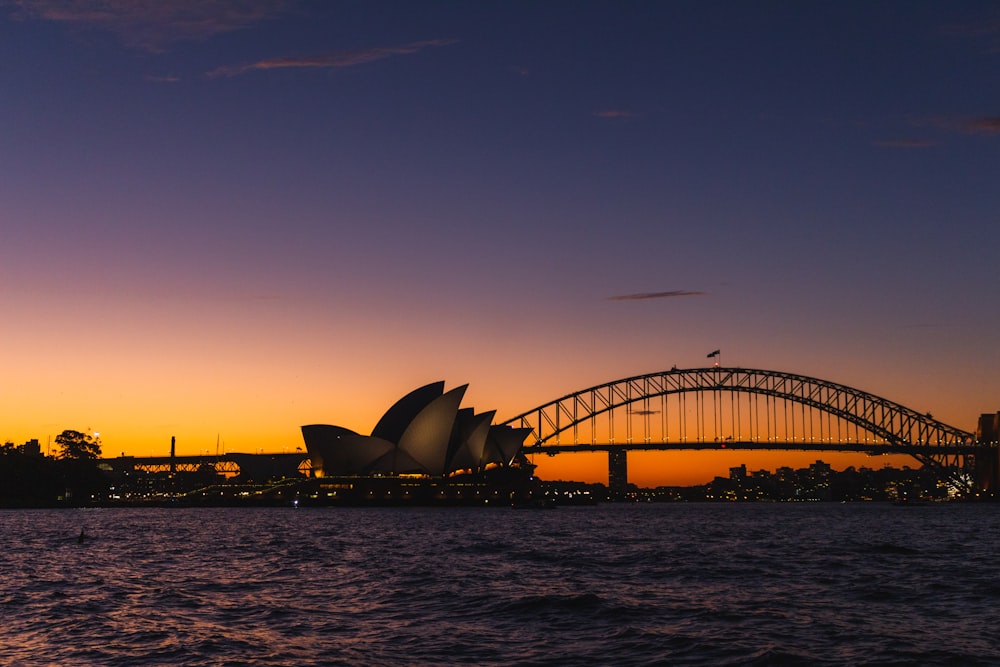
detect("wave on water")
(2, 503), (999, 666)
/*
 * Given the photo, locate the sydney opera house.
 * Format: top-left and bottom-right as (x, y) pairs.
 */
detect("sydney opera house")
(300, 382), (537, 504)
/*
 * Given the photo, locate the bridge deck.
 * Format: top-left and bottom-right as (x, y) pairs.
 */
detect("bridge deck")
(524, 441), (986, 454)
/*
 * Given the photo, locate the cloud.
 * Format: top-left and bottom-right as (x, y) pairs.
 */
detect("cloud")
(6, 0), (294, 52)
(607, 291), (706, 301)
(631, 409), (660, 416)
(961, 115), (1000, 135)
(907, 114), (1000, 138)
(594, 110), (636, 119)
(144, 74), (180, 83)
(206, 38), (457, 78)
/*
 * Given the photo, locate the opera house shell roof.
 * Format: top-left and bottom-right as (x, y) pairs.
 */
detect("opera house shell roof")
(302, 382), (532, 478)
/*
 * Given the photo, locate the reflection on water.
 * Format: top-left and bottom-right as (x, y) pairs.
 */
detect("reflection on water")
(2, 504), (999, 666)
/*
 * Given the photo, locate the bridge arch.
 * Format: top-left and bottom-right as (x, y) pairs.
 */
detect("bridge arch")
(502, 367), (990, 494)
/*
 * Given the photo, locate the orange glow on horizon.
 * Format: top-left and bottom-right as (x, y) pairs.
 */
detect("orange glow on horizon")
(528, 450), (923, 487)
(1, 309), (988, 489)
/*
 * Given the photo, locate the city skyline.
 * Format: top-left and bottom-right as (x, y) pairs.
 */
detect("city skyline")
(2, 1), (998, 486)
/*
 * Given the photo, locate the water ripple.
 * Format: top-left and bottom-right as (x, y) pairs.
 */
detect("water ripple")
(2, 504), (1000, 665)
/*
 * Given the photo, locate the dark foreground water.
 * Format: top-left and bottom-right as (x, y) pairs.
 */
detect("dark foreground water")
(2, 503), (999, 666)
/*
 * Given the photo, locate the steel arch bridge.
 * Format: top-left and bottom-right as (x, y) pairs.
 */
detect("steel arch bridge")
(501, 367), (998, 495)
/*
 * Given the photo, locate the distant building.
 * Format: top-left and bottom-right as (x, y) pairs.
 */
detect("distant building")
(19, 439), (41, 456)
(808, 460), (832, 477)
(608, 450), (629, 500)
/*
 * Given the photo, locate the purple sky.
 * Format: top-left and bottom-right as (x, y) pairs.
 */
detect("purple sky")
(1, 1), (998, 482)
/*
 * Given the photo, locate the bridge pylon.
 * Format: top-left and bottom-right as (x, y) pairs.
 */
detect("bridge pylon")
(975, 413), (1000, 494)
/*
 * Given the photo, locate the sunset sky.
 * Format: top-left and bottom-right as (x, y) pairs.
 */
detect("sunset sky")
(2, 1), (998, 485)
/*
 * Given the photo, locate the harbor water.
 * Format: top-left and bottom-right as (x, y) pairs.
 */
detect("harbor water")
(2, 503), (999, 666)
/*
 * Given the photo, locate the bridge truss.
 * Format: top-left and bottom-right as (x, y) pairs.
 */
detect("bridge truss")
(111, 453), (312, 478)
(502, 367), (992, 494)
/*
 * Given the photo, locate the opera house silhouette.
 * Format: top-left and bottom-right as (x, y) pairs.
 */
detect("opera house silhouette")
(300, 382), (537, 505)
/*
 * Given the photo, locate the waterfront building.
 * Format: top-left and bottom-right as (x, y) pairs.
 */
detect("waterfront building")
(300, 382), (537, 504)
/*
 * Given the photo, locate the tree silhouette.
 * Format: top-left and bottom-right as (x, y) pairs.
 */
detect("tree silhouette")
(54, 430), (102, 460)
(50, 430), (109, 505)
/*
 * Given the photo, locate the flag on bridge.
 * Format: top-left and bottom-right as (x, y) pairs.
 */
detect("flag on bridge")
(707, 350), (720, 358)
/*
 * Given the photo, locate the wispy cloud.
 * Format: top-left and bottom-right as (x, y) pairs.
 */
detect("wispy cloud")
(961, 115), (1000, 135)
(907, 114), (1000, 138)
(607, 291), (706, 301)
(144, 74), (180, 83)
(6, 0), (294, 52)
(206, 38), (457, 78)
(594, 110), (636, 119)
